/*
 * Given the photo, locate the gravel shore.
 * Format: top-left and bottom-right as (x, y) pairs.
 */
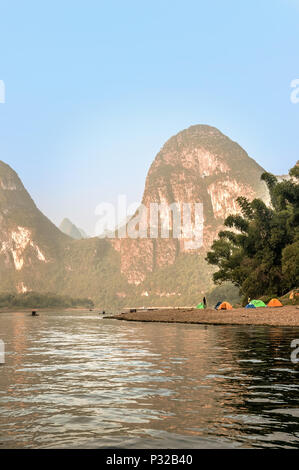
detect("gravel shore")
(113, 305), (299, 327)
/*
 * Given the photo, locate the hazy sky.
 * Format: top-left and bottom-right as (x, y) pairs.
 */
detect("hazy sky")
(0, 0), (298, 234)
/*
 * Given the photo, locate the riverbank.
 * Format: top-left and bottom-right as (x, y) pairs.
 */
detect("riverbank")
(113, 305), (299, 326)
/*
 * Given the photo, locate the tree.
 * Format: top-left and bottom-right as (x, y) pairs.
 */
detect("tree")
(206, 163), (299, 302)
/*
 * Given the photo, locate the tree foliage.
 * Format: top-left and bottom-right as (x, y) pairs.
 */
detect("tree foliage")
(206, 162), (299, 301)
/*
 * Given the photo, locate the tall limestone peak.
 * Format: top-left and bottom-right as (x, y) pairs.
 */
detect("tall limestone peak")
(0, 161), (37, 211)
(112, 125), (270, 285)
(143, 124), (269, 223)
(0, 161), (69, 293)
(0, 160), (68, 242)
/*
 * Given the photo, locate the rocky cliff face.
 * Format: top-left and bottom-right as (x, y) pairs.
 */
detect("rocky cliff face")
(111, 125), (269, 285)
(0, 161), (69, 293)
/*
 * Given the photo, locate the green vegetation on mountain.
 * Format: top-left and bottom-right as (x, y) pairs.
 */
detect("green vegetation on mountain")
(0, 292), (94, 309)
(206, 162), (299, 303)
(61, 237), (130, 309)
(118, 253), (215, 309)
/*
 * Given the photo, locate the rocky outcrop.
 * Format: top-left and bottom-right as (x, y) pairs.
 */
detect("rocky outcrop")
(111, 125), (269, 284)
(0, 161), (69, 292)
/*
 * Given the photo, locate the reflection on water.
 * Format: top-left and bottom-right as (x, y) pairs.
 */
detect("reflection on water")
(0, 311), (298, 448)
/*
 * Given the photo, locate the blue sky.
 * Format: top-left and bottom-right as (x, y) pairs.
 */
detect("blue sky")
(0, 0), (298, 234)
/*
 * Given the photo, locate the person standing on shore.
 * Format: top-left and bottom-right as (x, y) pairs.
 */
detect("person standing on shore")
(203, 297), (207, 308)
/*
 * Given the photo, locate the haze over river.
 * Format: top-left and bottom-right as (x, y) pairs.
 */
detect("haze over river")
(0, 311), (298, 448)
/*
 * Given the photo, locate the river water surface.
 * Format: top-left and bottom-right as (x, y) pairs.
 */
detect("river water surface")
(0, 310), (298, 448)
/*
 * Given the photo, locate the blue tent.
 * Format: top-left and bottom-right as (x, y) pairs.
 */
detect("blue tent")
(245, 303), (256, 309)
(214, 301), (222, 310)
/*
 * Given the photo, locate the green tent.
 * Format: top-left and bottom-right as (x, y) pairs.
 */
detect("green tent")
(196, 302), (205, 309)
(251, 299), (267, 308)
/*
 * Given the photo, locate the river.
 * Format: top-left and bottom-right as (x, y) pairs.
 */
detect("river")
(0, 310), (298, 448)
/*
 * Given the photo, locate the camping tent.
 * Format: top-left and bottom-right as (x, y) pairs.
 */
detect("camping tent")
(251, 299), (267, 308)
(245, 303), (256, 309)
(214, 301), (222, 310)
(196, 303), (205, 309)
(267, 298), (283, 307)
(218, 302), (233, 310)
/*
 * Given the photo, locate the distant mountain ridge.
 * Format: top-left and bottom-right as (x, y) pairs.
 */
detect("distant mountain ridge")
(0, 125), (272, 307)
(59, 218), (88, 240)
